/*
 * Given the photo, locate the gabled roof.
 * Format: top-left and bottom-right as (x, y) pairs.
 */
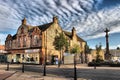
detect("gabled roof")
(64, 31), (72, 39)
(38, 22), (53, 31)
(13, 22), (53, 40)
(12, 34), (17, 40)
(63, 31), (85, 42)
(76, 35), (86, 42)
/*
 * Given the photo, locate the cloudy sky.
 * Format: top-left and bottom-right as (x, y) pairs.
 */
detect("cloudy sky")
(0, 0), (120, 49)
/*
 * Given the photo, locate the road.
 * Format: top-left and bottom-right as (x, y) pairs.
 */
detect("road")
(0, 64), (120, 80)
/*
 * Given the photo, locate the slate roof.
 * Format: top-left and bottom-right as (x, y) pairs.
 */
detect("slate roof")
(63, 31), (85, 42)
(12, 34), (17, 40)
(38, 22), (53, 31)
(11, 21), (85, 43)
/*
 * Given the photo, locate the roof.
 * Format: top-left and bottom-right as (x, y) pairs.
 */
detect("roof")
(63, 31), (85, 42)
(63, 31), (72, 39)
(12, 34), (17, 40)
(38, 22), (53, 31)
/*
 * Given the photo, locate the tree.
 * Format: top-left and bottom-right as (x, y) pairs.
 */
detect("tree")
(85, 44), (92, 63)
(70, 44), (80, 54)
(70, 44), (80, 80)
(95, 44), (103, 63)
(70, 44), (81, 64)
(117, 47), (120, 50)
(53, 33), (68, 67)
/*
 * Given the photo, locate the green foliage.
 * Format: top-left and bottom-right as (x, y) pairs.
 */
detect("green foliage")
(117, 47), (120, 50)
(53, 33), (68, 51)
(95, 44), (103, 62)
(70, 44), (80, 54)
(85, 44), (92, 54)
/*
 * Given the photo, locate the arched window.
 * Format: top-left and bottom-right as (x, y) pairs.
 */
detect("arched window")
(34, 35), (38, 46)
(21, 27), (24, 34)
(23, 35), (26, 47)
(8, 40), (11, 49)
(18, 36), (21, 47)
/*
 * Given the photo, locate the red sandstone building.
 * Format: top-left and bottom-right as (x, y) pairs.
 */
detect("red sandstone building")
(5, 17), (86, 64)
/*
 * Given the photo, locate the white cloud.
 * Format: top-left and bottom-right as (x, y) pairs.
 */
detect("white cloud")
(0, 33), (8, 45)
(0, 0), (120, 45)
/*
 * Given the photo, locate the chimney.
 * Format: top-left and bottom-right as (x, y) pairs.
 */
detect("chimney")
(22, 18), (27, 25)
(72, 27), (76, 37)
(53, 16), (58, 24)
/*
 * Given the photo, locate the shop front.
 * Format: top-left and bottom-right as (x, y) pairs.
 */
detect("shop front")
(7, 49), (42, 64)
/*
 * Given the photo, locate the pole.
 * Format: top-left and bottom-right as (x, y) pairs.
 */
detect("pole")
(22, 62), (24, 73)
(94, 62), (96, 69)
(6, 62), (9, 71)
(74, 54), (77, 80)
(43, 30), (47, 76)
(43, 50), (46, 76)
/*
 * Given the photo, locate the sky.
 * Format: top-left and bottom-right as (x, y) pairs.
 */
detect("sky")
(0, 0), (120, 49)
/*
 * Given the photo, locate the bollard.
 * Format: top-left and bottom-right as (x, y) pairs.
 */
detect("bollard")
(6, 62), (9, 71)
(94, 62), (96, 69)
(22, 62), (24, 73)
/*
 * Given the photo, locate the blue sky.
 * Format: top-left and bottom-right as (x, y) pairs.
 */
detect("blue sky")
(0, 0), (120, 49)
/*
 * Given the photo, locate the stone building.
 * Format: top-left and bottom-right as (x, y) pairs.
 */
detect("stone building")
(5, 17), (86, 64)
(64, 28), (86, 63)
(109, 49), (120, 62)
(87, 49), (105, 62)
(0, 45), (7, 63)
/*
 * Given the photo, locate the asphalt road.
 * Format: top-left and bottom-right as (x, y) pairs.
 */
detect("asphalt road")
(0, 64), (120, 80)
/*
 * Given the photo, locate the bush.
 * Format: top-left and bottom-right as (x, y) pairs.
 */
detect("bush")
(109, 62), (120, 67)
(88, 62), (101, 66)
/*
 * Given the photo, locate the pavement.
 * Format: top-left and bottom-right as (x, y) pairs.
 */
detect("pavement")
(0, 64), (120, 80)
(0, 70), (16, 80)
(0, 64), (88, 80)
(5, 71), (87, 80)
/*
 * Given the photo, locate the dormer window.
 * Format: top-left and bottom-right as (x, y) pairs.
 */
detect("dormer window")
(21, 27), (24, 34)
(34, 35), (38, 46)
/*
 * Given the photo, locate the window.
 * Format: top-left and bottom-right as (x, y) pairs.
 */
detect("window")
(34, 35), (38, 46)
(23, 36), (26, 47)
(21, 27), (24, 34)
(18, 37), (21, 47)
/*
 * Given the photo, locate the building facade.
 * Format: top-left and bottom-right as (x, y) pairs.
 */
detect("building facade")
(0, 45), (7, 63)
(109, 49), (120, 62)
(87, 49), (105, 62)
(5, 17), (86, 64)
